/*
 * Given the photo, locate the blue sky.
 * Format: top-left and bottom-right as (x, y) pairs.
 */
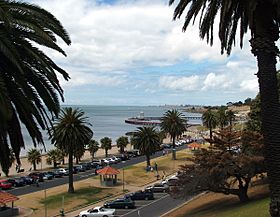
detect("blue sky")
(27, 0), (274, 106)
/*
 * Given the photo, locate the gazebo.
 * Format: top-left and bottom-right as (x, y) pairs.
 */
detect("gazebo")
(96, 166), (120, 186)
(0, 191), (19, 217)
(188, 142), (202, 150)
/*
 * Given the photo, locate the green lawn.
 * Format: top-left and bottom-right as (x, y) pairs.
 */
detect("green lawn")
(40, 187), (111, 208)
(184, 197), (270, 217)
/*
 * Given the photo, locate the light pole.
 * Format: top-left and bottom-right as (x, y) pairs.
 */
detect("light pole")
(44, 189), (47, 217)
(122, 168), (125, 192)
(40, 149), (43, 171)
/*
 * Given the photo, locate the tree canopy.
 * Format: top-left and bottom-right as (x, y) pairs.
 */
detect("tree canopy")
(172, 128), (264, 202)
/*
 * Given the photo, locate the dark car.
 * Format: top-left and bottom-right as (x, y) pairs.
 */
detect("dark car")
(75, 165), (86, 172)
(42, 172), (54, 180)
(145, 183), (169, 193)
(125, 190), (154, 200)
(20, 176), (34, 185)
(52, 170), (64, 178)
(7, 178), (25, 187)
(104, 198), (135, 209)
(115, 154), (130, 161)
(28, 172), (44, 182)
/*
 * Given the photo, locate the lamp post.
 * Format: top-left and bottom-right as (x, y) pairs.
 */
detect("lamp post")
(40, 149), (43, 171)
(44, 189), (47, 217)
(122, 168), (125, 192)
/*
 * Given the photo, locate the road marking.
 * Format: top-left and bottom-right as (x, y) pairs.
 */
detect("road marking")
(121, 194), (170, 216)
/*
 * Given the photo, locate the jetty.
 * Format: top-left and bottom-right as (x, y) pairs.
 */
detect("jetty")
(125, 112), (202, 126)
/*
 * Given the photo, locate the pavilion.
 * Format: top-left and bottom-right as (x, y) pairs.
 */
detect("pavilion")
(0, 191), (19, 217)
(96, 166), (120, 186)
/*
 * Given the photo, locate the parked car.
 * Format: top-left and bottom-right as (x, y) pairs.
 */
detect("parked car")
(125, 149), (140, 158)
(103, 158), (113, 165)
(0, 179), (13, 190)
(111, 156), (121, 163)
(160, 143), (172, 149)
(56, 168), (69, 176)
(125, 190), (154, 200)
(145, 183), (169, 193)
(20, 176), (34, 185)
(28, 172), (44, 182)
(7, 178), (25, 187)
(75, 165), (86, 172)
(115, 154), (130, 161)
(161, 176), (179, 187)
(79, 206), (116, 217)
(52, 170), (64, 178)
(81, 162), (92, 170)
(42, 172), (54, 180)
(104, 198), (135, 209)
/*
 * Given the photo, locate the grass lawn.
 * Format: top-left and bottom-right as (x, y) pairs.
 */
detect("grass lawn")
(121, 150), (193, 186)
(40, 187), (106, 208)
(186, 197), (269, 217)
(165, 184), (270, 217)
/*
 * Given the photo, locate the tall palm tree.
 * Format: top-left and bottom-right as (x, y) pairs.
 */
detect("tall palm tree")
(87, 140), (99, 159)
(27, 149), (41, 171)
(133, 126), (160, 167)
(169, 1), (280, 214)
(74, 145), (85, 164)
(0, 1), (71, 172)
(160, 109), (186, 160)
(226, 110), (235, 130)
(116, 136), (129, 153)
(217, 107), (228, 130)
(100, 137), (112, 157)
(202, 109), (217, 141)
(51, 108), (93, 193)
(46, 149), (63, 168)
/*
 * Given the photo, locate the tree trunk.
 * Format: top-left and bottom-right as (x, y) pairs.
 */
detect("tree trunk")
(105, 149), (108, 157)
(146, 154), (151, 167)
(68, 148), (74, 193)
(251, 3), (280, 216)
(33, 162), (36, 171)
(172, 136), (176, 160)
(237, 187), (249, 203)
(75, 157), (79, 165)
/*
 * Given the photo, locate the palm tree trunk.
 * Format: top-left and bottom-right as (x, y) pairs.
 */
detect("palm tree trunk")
(251, 3), (280, 216)
(172, 136), (176, 160)
(146, 154), (151, 167)
(33, 162), (36, 171)
(105, 149), (108, 157)
(68, 148), (74, 193)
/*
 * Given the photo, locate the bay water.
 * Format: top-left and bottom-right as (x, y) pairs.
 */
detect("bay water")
(21, 105), (202, 156)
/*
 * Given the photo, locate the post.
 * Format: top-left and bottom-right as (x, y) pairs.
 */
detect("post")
(40, 149), (43, 171)
(123, 168), (125, 192)
(44, 189), (47, 217)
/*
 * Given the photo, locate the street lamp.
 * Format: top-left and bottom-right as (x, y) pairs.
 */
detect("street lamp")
(122, 168), (125, 192)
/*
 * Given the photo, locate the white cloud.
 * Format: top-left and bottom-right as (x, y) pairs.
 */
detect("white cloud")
(159, 75), (200, 91)
(240, 79), (259, 92)
(202, 73), (232, 90)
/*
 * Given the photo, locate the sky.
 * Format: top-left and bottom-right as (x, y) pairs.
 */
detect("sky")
(27, 0), (280, 106)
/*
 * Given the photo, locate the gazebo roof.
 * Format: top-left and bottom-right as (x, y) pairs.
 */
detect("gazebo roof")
(188, 142), (202, 148)
(0, 191), (19, 204)
(97, 166), (120, 175)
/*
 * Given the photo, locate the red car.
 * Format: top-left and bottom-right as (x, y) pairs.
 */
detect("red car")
(0, 179), (13, 190)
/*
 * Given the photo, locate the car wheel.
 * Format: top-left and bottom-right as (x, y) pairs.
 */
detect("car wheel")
(145, 197), (149, 201)
(125, 205), (129, 209)
(82, 215), (87, 217)
(103, 215), (108, 217)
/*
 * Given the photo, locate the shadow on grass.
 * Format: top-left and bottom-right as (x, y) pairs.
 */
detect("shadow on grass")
(186, 188), (270, 217)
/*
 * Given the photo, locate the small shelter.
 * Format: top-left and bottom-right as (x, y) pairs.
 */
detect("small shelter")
(0, 191), (19, 217)
(96, 166), (120, 186)
(188, 142), (202, 150)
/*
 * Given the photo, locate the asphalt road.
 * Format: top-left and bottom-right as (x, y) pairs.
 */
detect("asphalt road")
(8, 145), (187, 196)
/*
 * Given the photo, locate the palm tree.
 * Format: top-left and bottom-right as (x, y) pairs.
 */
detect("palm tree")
(169, 1), (280, 214)
(51, 108), (93, 193)
(1, 149), (16, 177)
(226, 110), (235, 130)
(116, 136), (129, 153)
(87, 140), (99, 159)
(202, 109), (217, 141)
(74, 146), (85, 164)
(160, 109), (186, 160)
(217, 107), (228, 130)
(0, 1), (71, 172)
(46, 149), (64, 168)
(27, 149), (41, 171)
(100, 137), (112, 157)
(133, 126), (160, 167)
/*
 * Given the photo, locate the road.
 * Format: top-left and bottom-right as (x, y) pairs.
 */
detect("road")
(8, 145), (187, 196)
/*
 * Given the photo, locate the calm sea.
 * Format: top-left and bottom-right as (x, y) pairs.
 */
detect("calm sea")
(20, 105), (202, 156)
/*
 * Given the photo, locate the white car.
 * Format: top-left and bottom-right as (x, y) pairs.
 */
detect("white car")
(79, 206), (116, 217)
